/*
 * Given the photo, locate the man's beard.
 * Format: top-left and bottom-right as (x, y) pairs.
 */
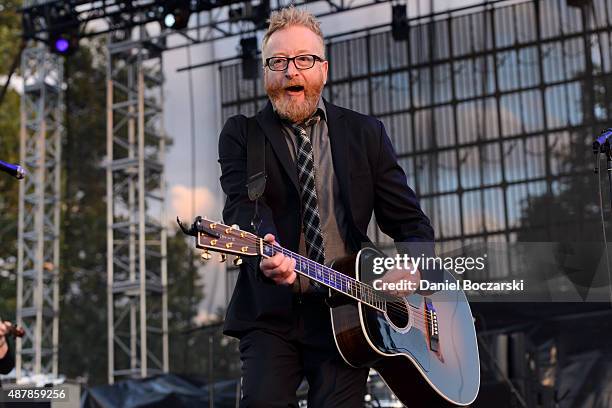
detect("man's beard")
(265, 79), (324, 124)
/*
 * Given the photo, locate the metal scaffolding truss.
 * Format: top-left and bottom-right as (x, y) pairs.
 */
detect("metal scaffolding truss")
(20, 0), (392, 51)
(106, 25), (169, 383)
(111, 0), (393, 51)
(16, 44), (62, 379)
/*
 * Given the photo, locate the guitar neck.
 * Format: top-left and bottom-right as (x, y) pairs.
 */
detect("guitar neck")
(177, 216), (394, 313)
(261, 242), (387, 312)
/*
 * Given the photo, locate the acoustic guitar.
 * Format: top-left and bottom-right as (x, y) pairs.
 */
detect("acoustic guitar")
(179, 216), (480, 407)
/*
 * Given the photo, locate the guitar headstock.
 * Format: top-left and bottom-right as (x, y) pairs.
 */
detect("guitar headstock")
(177, 216), (260, 265)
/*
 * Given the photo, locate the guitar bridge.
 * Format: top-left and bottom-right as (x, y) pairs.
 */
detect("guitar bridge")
(424, 298), (439, 352)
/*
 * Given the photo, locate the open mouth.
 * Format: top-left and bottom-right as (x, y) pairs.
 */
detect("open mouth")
(285, 85), (304, 93)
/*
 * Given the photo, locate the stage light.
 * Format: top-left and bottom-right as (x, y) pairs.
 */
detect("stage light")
(252, 0), (270, 29)
(51, 33), (79, 55)
(162, 0), (191, 30)
(566, 0), (591, 7)
(228, 6), (243, 21)
(391, 4), (410, 41)
(46, 4), (81, 56)
(228, 0), (269, 29)
(240, 37), (259, 80)
(54, 38), (69, 53)
(164, 14), (176, 28)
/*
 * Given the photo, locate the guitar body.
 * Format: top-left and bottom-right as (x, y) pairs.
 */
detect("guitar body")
(329, 247), (480, 407)
(179, 217), (480, 407)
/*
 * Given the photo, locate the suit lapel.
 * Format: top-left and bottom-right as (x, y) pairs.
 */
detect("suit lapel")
(254, 99), (352, 205)
(324, 100), (352, 213)
(255, 101), (299, 191)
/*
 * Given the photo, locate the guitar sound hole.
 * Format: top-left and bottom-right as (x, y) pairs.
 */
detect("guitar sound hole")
(385, 299), (410, 330)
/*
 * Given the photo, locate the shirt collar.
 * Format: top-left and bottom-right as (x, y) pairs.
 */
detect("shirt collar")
(316, 97), (327, 122)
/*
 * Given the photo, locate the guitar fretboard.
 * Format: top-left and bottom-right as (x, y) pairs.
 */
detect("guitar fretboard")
(262, 242), (387, 312)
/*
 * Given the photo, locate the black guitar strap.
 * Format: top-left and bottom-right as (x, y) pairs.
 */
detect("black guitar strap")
(246, 117), (266, 232)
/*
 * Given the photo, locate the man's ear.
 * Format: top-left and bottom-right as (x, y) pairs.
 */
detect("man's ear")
(322, 60), (329, 85)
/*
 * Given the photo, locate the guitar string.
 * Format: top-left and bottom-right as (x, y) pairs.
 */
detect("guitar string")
(214, 232), (434, 325)
(269, 243), (433, 325)
(247, 236), (431, 325)
(269, 243), (431, 323)
(203, 229), (433, 326)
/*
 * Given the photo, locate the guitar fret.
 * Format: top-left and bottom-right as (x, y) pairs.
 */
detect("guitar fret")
(264, 243), (385, 312)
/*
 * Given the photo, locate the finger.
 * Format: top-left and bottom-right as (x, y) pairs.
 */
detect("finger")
(261, 253), (284, 269)
(261, 265), (280, 279)
(260, 261), (277, 278)
(262, 260), (289, 279)
(274, 269), (290, 281)
(279, 270), (297, 285)
(279, 256), (295, 275)
(271, 267), (289, 283)
(263, 234), (276, 244)
(268, 257), (290, 279)
(277, 259), (296, 284)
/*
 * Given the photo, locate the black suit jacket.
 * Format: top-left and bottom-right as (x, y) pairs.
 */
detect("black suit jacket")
(219, 99), (436, 337)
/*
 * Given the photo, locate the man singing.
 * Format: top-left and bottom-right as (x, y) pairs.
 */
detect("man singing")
(218, 6), (435, 407)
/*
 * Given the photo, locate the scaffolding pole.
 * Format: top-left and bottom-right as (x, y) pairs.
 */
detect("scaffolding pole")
(16, 43), (62, 379)
(106, 25), (169, 383)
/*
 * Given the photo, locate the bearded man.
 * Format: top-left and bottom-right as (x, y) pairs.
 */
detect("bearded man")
(218, 6), (435, 407)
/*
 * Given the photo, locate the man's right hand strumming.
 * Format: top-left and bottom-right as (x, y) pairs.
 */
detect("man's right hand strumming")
(259, 234), (297, 285)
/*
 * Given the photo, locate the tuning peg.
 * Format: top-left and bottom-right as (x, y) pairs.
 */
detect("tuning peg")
(233, 256), (243, 266)
(220, 254), (227, 263)
(200, 250), (212, 261)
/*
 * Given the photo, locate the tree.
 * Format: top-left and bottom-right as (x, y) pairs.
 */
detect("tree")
(0, 2), (215, 383)
(56, 36), (109, 384)
(0, 0), (22, 77)
(0, 0), (23, 323)
(59, 37), (205, 385)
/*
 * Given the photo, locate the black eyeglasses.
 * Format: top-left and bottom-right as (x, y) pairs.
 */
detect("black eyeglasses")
(265, 54), (325, 71)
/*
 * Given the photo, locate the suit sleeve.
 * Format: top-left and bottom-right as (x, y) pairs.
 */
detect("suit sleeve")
(218, 115), (278, 283)
(0, 339), (15, 375)
(372, 121), (443, 283)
